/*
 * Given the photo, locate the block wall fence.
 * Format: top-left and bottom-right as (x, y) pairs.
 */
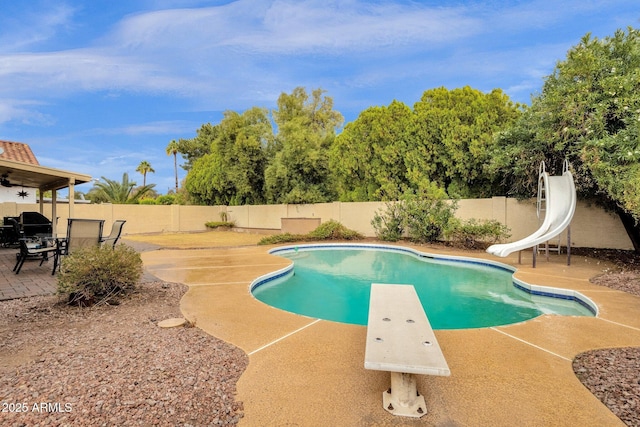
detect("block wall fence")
(0, 197), (632, 250)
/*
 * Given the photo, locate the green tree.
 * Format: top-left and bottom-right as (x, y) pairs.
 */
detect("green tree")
(330, 87), (519, 201)
(489, 27), (640, 251)
(185, 107), (272, 205)
(331, 100), (415, 201)
(412, 86), (521, 197)
(176, 124), (217, 171)
(135, 160), (155, 186)
(264, 87), (343, 203)
(166, 139), (180, 192)
(89, 173), (156, 204)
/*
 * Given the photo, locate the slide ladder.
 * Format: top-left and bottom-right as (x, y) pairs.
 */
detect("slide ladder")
(537, 162), (561, 260)
(487, 160), (576, 267)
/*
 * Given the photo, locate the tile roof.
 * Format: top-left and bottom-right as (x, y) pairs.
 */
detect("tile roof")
(0, 140), (39, 165)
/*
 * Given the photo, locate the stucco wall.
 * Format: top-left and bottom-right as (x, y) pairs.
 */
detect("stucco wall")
(0, 198), (633, 250)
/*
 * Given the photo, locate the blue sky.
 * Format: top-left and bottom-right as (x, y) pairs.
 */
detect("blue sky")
(0, 1), (637, 195)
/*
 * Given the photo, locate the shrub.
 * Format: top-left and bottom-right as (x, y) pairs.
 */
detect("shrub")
(445, 219), (511, 249)
(307, 220), (363, 240)
(403, 196), (458, 243)
(371, 202), (404, 242)
(257, 221), (363, 245)
(258, 233), (308, 245)
(372, 184), (458, 243)
(57, 244), (143, 306)
(155, 194), (178, 205)
(205, 221), (235, 229)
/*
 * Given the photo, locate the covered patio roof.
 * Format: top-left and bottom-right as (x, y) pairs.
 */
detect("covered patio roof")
(0, 158), (92, 236)
(0, 158), (91, 192)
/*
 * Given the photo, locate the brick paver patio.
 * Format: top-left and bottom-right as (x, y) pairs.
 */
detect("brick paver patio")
(0, 246), (57, 300)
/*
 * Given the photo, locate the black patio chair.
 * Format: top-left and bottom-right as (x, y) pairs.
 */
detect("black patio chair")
(14, 238), (57, 274)
(4, 218), (23, 247)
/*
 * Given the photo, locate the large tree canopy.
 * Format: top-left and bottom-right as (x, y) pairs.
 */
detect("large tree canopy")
(490, 27), (640, 251)
(331, 86), (520, 201)
(330, 100), (415, 201)
(413, 86), (520, 197)
(185, 107), (272, 205)
(264, 87), (343, 203)
(176, 124), (216, 171)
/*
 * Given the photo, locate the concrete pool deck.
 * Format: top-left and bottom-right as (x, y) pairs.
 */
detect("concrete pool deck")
(139, 239), (640, 426)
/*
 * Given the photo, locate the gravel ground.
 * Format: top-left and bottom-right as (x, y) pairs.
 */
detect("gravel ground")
(0, 281), (248, 426)
(572, 249), (640, 427)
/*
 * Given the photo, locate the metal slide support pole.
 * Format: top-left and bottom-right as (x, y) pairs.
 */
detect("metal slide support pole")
(545, 241), (550, 261)
(567, 225), (571, 266)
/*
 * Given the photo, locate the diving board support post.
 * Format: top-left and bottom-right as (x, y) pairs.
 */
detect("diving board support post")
(365, 283), (450, 418)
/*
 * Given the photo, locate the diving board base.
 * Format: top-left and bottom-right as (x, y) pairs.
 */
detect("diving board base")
(382, 372), (427, 417)
(365, 284), (450, 418)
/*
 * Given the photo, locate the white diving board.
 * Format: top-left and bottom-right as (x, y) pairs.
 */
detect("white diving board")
(364, 283), (450, 417)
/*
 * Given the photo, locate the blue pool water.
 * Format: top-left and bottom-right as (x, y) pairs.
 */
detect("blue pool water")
(251, 245), (595, 329)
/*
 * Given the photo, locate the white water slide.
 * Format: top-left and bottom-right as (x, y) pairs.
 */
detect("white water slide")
(486, 160), (576, 260)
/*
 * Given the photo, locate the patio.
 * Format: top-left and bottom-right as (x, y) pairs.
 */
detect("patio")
(0, 246), (57, 300)
(0, 237), (155, 301)
(3, 233), (640, 425)
(139, 239), (640, 426)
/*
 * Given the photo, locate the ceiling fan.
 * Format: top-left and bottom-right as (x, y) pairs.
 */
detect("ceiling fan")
(0, 173), (15, 187)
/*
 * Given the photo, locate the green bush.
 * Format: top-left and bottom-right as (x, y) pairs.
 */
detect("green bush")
(403, 196), (457, 243)
(307, 220), (363, 240)
(445, 219), (511, 249)
(205, 221), (235, 229)
(372, 184), (458, 243)
(371, 202), (404, 242)
(258, 233), (308, 245)
(57, 244), (143, 306)
(258, 221), (363, 245)
(155, 194), (178, 205)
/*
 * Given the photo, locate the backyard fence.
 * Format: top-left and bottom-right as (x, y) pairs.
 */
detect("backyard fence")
(0, 197), (632, 250)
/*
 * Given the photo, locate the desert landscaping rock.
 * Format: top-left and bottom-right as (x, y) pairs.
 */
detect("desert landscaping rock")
(0, 281), (247, 426)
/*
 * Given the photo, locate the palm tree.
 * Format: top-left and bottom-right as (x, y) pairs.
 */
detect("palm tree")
(92, 173), (156, 204)
(136, 160), (155, 186)
(166, 140), (179, 192)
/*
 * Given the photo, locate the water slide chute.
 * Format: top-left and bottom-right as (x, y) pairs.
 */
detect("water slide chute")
(486, 160), (576, 265)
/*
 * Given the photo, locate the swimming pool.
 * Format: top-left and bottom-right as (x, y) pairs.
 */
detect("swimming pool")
(251, 244), (597, 329)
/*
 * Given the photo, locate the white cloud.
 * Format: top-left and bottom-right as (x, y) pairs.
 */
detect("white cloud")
(107, 0), (482, 55)
(0, 50), (186, 96)
(0, 99), (54, 125)
(0, 0), (635, 117)
(0, 3), (76, 52)
(73, 121), (197, 137)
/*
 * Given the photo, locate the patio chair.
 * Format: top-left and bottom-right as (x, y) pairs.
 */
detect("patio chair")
(54, 218), (105, 273)
(100, 220), (126, 248)
(4, 218), (23, 247)
(14, 238), (57, 274)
